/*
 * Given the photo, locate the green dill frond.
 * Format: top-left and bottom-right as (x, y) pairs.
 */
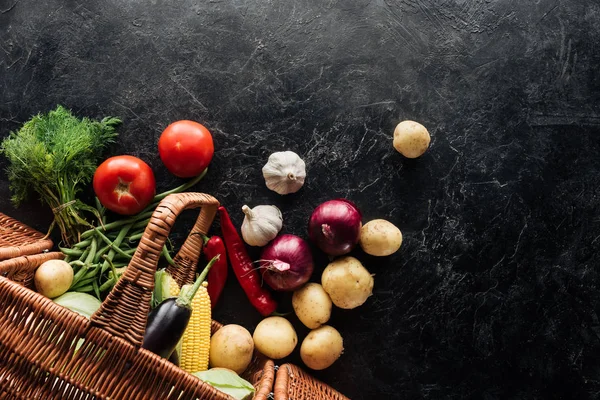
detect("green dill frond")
(0, 105), (121, 245)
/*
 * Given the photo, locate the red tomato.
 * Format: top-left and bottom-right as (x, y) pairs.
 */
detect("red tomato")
(158, 120), (214, 178)
(93, 155), (156, 215)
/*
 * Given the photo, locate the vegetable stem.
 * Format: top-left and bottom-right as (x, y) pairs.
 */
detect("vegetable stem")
(177, 255), (219, 308)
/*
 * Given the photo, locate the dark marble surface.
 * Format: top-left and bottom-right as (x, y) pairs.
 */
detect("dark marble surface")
(1, 0), (600, 399)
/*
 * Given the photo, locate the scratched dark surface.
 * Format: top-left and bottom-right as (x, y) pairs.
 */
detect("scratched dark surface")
(1, 0), (600, 399)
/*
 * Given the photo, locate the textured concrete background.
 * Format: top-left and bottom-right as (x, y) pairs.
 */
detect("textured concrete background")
(1, 1), (599, 398)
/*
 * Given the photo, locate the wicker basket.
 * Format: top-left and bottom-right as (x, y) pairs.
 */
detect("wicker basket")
(0, 212), (54, 260)
(274, 364), (350, 400)
(0, 193), (274, 399)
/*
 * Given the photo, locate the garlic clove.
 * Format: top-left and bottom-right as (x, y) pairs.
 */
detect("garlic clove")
(262, 151), (306, 195)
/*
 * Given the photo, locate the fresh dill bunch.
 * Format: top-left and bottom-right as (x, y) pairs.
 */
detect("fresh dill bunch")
(1, 105), (121, 246)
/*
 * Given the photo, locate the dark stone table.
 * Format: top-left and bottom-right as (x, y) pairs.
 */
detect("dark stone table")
(1, 1), (599, 399)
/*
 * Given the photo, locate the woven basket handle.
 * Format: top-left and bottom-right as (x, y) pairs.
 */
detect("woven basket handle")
(90, 192), (219, 347)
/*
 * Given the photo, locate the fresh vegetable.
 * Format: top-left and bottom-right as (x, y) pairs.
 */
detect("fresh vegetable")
(142, 256), (217, 360)
(168, 349), (180, 366)
(218, 206), (278, 317)
(209, 324), (254, 374)
(292, 283), (332, 329)
(0, 105), (120, 245)
(241, 204), (283, 247)
(176, 257), (218, 373)
(308, 199), (362, 256)
(65, 169), (208, 297)
(93, 155), (156, 215)
(259, 234), (314, 291)
(321, 256), (374, 309)
(262, 151), (306, 195)
(158, 120), (214, 178)
(203, 235), (228, 309)
(359, 219), (403, 256)
(300, 325), (344, 370)
(393, 120), (431, 158)
(34, 259), (74, 299)
(252, 316), (297, 359)
(53, 292), (101, 318)
(152, 269), (179, 308)
(194, 368), (255, 400)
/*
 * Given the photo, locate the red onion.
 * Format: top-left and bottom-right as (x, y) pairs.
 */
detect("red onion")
(308, 199), (362, 256)
(260, 234), (314, 291)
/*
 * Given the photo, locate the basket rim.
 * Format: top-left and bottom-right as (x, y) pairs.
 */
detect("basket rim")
(0, 212), (54, 261)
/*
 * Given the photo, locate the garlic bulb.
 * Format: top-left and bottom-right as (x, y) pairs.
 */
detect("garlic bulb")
(262, 151), (306, 195)
(241, 205), (283, 246)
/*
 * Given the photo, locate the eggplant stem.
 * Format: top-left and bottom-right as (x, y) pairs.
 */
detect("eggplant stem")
(176, 255), (219, 308)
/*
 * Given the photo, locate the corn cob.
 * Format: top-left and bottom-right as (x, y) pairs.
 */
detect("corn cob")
(179, 280), (211, 372)
(167, 258), (218, 373)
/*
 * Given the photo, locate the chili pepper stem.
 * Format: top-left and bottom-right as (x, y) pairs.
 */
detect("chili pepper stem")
(190, 232), (211, 245)
(177, 255), (219, 308)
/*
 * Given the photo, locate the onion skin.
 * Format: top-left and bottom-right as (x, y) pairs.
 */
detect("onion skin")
(260, 234), (314, 291)
(308, 199), (362, 256)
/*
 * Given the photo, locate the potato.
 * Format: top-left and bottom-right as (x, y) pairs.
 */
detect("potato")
(393, 120), (430, 158)
(359, 219), (403, 256)
(253, 316), (297, 359)
(321, 256), (373, 309)
(209, 324), (254, 374)
(300, 325), (344, 370)
(292, 283), (332, 329)
(34, 259), (73, 299)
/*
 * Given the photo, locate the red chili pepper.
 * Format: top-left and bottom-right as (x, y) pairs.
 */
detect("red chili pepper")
(218, 206), (278, 316)
(203, 235), (228, 309)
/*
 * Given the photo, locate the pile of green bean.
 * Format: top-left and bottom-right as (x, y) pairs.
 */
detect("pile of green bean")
(61, 170), (207, 299)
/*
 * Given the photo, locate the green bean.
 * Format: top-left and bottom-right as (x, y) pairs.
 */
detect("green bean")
(80, 211), (154, 239)
(69, 260), (86, 267)
(73, 239), (92, 249)
(130, 219), (150, 231)
(93, 243), (111, 264)
(93, 280), (101, 299)
(59, 247), (83, 257)
(162, 246), (177, 267)
(84, 237), (98, 265)
(70, 276), (97, 291)
(150, 168), (208, 204)
(72, 285), (93, 293)
(78, 247), (90, 262)
(95, 229), (133, 261)
(128, 232), (143, 242)
(98, 277), (116, 292)
(100, 224), (132, 274)
(82, 264), (100, 281)
(70, 266), (88, 289)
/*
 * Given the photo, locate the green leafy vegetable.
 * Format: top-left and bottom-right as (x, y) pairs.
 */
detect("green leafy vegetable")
(1, 105), (120, 246)
(193, 368), (255, 400)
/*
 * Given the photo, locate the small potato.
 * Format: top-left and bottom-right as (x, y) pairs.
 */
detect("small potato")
(300, 325), (344, 370)
(321, 256), (373, 309)
(209, 324), (254, 374)
(292, 283), (332, 329)
(359, 219), (403, 256)
(34, 259), (73, 299)
(253, 317), (297, 359)
(393, 120), (430, 158)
